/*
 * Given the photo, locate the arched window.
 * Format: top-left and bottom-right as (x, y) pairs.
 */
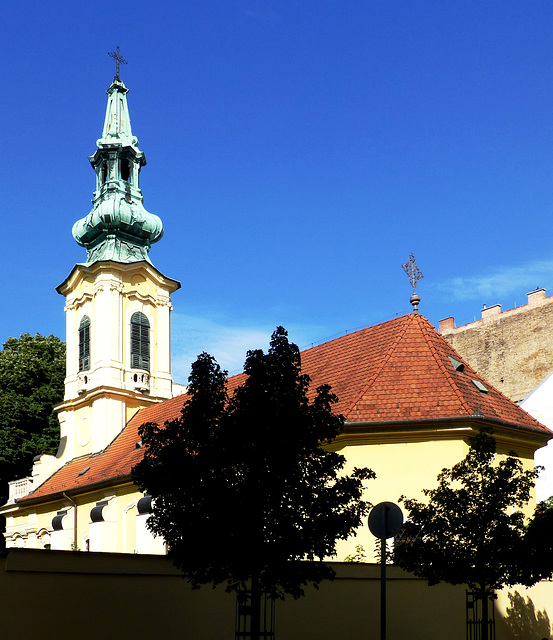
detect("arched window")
(130, 312), (150, 370)
(121, 159), (132, 183)
(79, 316), (91, 372)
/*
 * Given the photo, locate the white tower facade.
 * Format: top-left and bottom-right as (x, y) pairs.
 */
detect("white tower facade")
(53, 74), (180, 463)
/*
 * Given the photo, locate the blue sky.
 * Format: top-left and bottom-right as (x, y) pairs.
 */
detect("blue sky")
(2, 1), (553, 382)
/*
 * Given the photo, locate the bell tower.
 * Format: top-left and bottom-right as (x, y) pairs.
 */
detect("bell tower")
(54, 63), (180, 464)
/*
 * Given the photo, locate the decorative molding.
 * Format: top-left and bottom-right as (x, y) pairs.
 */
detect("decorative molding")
(156, 296), (173, 309)
(126, 291), (156, 305)
(110, 282), (125, 294)
(65, 292), (94, 311)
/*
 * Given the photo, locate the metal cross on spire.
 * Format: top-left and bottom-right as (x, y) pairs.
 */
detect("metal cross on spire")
(108, 46), (127, 81)
(402, 253), (424, 313)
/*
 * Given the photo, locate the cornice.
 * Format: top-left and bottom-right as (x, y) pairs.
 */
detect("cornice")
(10, 477), (137, 511)
(54, 384), (165, 413)
(65, 292), (94, 312)
(57, 260), (181, 297)
(332, 416), (552, 450)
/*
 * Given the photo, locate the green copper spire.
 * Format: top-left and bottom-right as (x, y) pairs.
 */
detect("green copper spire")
(72, 76), (163, 265)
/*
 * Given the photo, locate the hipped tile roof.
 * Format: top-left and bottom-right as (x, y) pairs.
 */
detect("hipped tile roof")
(21, 313), (550, 502)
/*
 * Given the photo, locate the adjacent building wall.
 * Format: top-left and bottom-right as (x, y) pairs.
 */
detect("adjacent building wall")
(440, 288), (553, 403)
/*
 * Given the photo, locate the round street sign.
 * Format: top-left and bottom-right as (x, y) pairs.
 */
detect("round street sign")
(368, 502), (404, 539)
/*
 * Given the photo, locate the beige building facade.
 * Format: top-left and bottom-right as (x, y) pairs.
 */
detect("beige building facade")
(440, 288), (553, 404)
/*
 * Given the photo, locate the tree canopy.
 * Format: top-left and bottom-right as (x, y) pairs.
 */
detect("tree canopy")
(521, 495), (553, 585)
(394, 428), (537, 592)
(133, 326), (374, 600)
(393, 428), (540, 640)
(0, 333), (65, 496)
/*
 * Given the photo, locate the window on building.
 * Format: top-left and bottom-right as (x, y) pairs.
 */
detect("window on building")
(130, 312), (150, 370)
(121, 159), (131, 183)
(79, 316), (91, 372)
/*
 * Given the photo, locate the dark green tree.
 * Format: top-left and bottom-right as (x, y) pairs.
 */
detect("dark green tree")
(393, 428), (538, 640)
(133, 327), (374, 638)
(0, 333), (65, 498)
(521, 495), (553, 584)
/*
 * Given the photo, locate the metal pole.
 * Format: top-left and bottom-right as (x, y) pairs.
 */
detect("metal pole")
(380, 504), (388, 640)
(381, 533), (386, 640)
(369, 502), (403, 640)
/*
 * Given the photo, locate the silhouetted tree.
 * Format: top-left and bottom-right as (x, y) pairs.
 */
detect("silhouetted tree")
(394, 428), (538, 640)
(522, 495), (553, 584)
(133, 327), (374, 639)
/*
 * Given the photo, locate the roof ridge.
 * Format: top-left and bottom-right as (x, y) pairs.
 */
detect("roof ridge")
(418, 314), (472, 415)
(454, 353), (545, 429)
(343, 315), (412, 419)
(417, 316), (543, 429)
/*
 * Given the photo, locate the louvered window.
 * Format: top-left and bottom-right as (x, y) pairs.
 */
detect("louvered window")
(131, 312), (150, 371)
(79, 316), (91, 372)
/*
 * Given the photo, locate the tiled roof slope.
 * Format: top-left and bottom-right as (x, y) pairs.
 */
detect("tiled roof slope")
(22, 394), (190, 501)
(21, 313), (549, 502)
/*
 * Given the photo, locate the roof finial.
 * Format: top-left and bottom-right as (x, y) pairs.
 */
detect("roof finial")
(402, 252), (424, 313)
(108, 46), (127, 81)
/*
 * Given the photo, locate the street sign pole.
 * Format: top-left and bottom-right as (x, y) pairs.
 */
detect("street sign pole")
(380, 531), (386, 640)
(368, 502), (404, 640)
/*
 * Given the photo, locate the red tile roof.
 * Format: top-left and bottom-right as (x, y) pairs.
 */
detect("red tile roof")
(21, 313), (550, 502)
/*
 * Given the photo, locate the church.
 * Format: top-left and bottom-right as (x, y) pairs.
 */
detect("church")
(1, 70), (550, 554)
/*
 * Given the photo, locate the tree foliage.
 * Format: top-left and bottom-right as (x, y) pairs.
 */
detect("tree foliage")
(394, 428), (537, 595)
(0, 333), (65, 495)
(522, 496), (553, 584)
(133, 326), (374, 600)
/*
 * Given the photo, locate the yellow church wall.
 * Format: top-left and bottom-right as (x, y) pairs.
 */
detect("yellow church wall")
(333, 436), (468, 559)
(5, 481), (165, 555)
(55, 392), (152, 462)
(343, 436), (468, 504)
(6, 423), (543, 557)
(0, 549), (550, 640)
(333, 429), (540, 560)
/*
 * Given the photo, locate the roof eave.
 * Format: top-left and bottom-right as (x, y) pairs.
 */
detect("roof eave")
(12, 475), (136, 509)
(337, 415), (552, 447)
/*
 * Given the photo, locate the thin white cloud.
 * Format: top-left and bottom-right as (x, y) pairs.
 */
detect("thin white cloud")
(432, 260), (553, 303)
(170, 313), (324, 384)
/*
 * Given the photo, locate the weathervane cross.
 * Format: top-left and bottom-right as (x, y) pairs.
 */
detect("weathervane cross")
(402, 252), (423, 291)
(108, 46), (127, 81)
(402, 253), (423, 313)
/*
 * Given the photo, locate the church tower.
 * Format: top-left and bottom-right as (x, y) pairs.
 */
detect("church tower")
(54, 68), (180, 464)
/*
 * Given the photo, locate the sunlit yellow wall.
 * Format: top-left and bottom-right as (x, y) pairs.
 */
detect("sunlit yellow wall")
(5, 424), (543, 556)
(0, 550), (550, 640)
(333, 430), (540, 560)
(4, 483), (164, 555)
